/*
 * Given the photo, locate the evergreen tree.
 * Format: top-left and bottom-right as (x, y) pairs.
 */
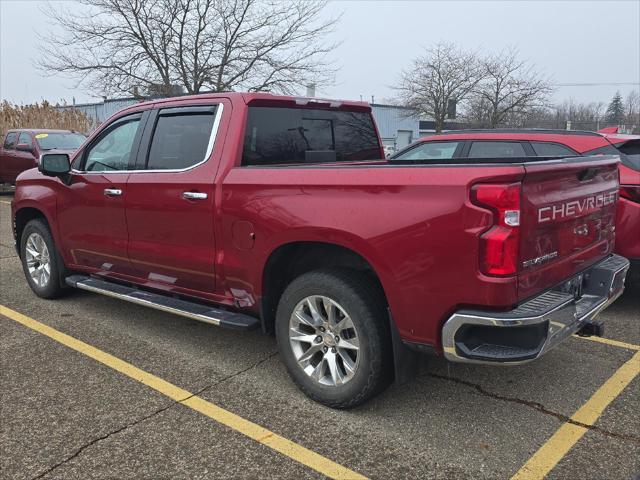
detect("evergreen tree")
(605, 91), (625, 124)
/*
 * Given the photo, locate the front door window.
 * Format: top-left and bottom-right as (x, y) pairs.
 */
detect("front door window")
(83, 118), (141, 172)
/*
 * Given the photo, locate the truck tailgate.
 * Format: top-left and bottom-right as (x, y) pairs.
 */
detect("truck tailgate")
(518, 155), (619, 300)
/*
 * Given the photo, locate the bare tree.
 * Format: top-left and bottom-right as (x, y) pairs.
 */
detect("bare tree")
(510, 99), (607, 130)
(557, 100), (606, 124)
(394, 42), (482, 133)
(466, 48), (553, 128)
(625, 89), (639, 126)
(37, 0), (338, 97)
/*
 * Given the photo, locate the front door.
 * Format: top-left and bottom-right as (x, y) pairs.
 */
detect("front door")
(125, 103), (225, 295)
(56, 112), (145, 276)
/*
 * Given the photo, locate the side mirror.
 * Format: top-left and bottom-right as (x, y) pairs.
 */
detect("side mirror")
(39, 153), (71, 177)
(16, 143), (33, 153)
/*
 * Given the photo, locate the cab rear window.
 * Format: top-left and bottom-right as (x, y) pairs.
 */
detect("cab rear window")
(242, 107), (381, 166)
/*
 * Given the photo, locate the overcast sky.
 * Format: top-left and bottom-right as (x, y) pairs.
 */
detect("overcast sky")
(1, 0), (639, 106)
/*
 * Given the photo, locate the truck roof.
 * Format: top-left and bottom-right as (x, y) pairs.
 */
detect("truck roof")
(126, 92), (372, 112)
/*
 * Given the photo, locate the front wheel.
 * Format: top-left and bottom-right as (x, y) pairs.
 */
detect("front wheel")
(276, 269), (392, 408)
(20, 219), (66, 299)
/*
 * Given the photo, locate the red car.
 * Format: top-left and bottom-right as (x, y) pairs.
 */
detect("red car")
(392, 128), (640, 279)
(1, 129), (86, 185)
(11, 94), (629, 407)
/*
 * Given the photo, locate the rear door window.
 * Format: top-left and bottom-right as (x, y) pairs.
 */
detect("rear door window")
(468, 141), (526, 158)
(242, 107), (381, 166)
(3, 132), (17, 149)
(146, 107), (217, 170)
(530, 142), (577, 157)
(392, 141), (461, 160)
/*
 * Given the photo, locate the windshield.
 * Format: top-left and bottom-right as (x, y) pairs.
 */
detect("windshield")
(36, 132), (86, 151)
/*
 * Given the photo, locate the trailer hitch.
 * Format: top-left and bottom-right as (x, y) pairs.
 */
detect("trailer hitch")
(577, 320), (605, 337)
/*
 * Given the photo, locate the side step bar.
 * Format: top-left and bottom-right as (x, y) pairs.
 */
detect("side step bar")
(65, 275), (260, 331)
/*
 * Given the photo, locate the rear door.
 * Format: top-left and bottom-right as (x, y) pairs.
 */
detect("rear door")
(10, 132), (38, 180)
(518, 156), (619, 300)
(1, 132), (18, 183)
(124, 101), (227, 296)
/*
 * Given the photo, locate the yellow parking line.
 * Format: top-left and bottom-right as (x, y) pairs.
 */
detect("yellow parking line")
(0, 200), (11, 205)
(0, 305), (367, 480)
(573, 334), (640, 351)
(511, 350), (640, 480)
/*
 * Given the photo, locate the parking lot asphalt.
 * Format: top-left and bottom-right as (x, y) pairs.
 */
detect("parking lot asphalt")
(1, 194), (638, 480)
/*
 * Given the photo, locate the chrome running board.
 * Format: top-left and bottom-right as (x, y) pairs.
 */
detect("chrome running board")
(65, 275), (259, 331)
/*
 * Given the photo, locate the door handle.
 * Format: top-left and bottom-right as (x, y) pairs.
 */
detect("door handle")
(182, 191), (208, 200)
(104, 188), (122, 197)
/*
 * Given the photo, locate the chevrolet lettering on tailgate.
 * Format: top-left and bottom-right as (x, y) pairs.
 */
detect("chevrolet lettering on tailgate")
(538, 190), (618, 223)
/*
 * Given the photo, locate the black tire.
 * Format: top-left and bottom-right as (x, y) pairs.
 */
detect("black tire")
(276, 268), (393, 408)
(20, 219), (66, 299)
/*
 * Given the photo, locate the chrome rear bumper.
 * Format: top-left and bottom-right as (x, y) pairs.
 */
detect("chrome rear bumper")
(442, 254), (630, 364)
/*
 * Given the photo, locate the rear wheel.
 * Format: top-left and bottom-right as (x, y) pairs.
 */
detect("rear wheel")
(276, 269), (392, 408)
(20, 219), (66, 299)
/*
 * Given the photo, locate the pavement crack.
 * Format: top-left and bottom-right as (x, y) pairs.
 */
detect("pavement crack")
(29, 402), (177, 480)
(428, 372), (640, 444)
(179, 350), (279, 401)
(29, 350), (278, 480)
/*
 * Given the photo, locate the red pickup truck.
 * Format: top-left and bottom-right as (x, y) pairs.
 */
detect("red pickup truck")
(1, 129), (86, 185)
(11, 93), (629, 407)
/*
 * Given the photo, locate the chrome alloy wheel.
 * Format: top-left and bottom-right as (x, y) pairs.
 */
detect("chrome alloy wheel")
(289, 295), (360, 386)
(25, 232), (51, 287)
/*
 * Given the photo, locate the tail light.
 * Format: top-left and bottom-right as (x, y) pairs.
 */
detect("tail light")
(619, 185), (640, 204)
(471, 183), (521, 276)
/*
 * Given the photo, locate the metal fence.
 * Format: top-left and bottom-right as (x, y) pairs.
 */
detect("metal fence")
(55, 98), (139, 127)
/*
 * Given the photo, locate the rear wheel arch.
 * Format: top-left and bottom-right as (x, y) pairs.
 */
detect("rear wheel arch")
(260, 241), (391, 334)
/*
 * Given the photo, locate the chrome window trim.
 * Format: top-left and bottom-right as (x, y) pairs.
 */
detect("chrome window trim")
(71, 103), (224, 175)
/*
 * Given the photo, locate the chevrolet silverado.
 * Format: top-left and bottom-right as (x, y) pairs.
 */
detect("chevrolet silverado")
(11, 93), (629, 407)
